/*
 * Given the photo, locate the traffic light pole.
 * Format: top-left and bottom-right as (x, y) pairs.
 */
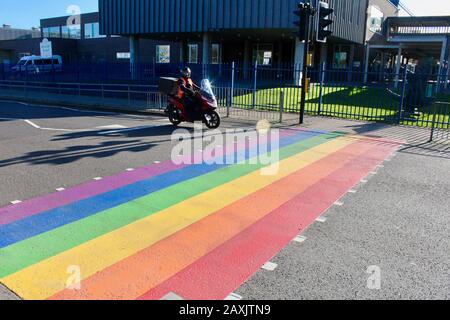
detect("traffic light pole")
(299, 12), (311, 125)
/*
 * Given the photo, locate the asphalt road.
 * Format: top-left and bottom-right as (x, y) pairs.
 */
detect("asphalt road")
(0, 100), (448, 300)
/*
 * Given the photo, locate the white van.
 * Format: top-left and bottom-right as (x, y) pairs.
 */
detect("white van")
(12, 55), (62, 74)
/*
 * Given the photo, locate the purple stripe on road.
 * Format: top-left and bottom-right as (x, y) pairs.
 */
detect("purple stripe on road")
(0, 128), (301, 226)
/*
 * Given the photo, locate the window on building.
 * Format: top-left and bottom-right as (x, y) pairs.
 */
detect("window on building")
(61, 26), (69, 39)
(42, 28), (49, 38)
(42, 26), (60, 38)
(61, 24), (81, 39)
(188, 44), (198, 64)
(84, 23), (105, 39)
(253, 44), (273, 66)
(333, 45), (351, 69)
(211, 44), (220, 64)
(369, 6), (384, 33)
(116, 52), (130, 59)
(156, 45), (171, 63)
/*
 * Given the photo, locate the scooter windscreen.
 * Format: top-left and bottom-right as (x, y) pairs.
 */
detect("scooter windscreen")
(200, 79), (218, 108)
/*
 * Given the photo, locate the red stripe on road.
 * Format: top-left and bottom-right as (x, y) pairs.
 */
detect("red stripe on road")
(139, 141), (396, 300)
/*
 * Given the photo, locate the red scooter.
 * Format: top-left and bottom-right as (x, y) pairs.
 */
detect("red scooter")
(161, 78), (221, 129)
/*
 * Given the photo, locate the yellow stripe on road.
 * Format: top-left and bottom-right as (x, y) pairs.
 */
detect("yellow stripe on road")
(2, 137), (353, 300)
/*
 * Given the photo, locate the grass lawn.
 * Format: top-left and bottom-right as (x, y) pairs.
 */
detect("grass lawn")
(228, 85), (450, 128)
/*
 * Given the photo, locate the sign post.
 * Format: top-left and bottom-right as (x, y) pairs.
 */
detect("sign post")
(40, 38), (53, 58)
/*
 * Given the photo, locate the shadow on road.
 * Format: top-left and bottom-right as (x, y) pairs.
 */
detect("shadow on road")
(341, 121), (450, 159)
(51, 124), (183, 142)
(0, 140), (157, 167)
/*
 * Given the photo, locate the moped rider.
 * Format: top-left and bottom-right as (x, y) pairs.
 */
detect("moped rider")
(177, 67), (200, 119)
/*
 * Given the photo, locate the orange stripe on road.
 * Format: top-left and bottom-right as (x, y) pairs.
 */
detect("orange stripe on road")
(50, 139), (376, 300)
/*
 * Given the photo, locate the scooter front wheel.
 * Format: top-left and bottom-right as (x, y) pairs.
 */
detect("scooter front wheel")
(204, 111), (221, 129)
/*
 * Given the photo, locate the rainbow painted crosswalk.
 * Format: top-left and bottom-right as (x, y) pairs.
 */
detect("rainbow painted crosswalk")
(0, 128), (398, 300)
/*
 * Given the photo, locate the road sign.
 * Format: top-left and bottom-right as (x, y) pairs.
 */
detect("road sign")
(40, 38), (53, 58)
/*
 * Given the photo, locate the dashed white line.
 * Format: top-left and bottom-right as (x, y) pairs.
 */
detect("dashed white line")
(160, 292), (184, 300)
(126, 168), (135, 172)
(93, 177), (103, 181)
(348, 189), (358, 194)
(10, 200), (22, 205)
(225, 293), (243, 301)
(56, 188), (66, 192)
(293, 235), (307, 243)
(316, 216), (327, 223)
(262, 262), (278, 271)
(334, 201), (345, 206)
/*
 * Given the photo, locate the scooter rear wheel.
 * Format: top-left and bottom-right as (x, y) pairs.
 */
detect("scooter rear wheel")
(167, 106), (182, 126)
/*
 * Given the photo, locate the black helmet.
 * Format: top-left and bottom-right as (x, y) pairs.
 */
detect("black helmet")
(181, 67), (191, 78)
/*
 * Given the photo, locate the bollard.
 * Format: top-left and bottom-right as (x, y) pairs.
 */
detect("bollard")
(318, 62), (325, 116)
(279, 90), (285, 123)
(429, 102), (438, 142)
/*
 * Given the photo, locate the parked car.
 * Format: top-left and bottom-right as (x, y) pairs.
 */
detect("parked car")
(11, 55), (63, 74)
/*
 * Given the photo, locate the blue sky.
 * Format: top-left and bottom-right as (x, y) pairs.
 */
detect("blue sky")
(0, 0), (449, 29)
(0, 1), (98, 29)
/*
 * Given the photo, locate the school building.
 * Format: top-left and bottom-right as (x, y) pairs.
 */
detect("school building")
(0, 0), (400, 68)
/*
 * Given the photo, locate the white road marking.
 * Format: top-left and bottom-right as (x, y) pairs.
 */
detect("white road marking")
(98, 125), (159, 135)
(348, 189), (358, 194)
(96, 125), (128, 130)
(126, 168), (135, 172)
(316, 216), (327, 223)
(370, 171), (378, 175)
(93, 177), (103, 181)
(56, 188), (66, 192)
(40, 127), (78, 132)
(334, 201), (345, 206)
(360, 179), (368, 183)
(160, 292), (184, 300)
(61, 107), (117, 115)
(262, 262), (278, 271)
(24, 119), (41, 129)
(225, 293), (243, 301)
(293, 235), (307, 243)
(154, 161), (161, 164)
(10, 200), (22, 205)
(23, 119), (79, 132)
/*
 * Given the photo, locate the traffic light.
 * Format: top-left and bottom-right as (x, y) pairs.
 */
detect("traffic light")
(317, 1), (334, 43)
(293, 4), (306, 42)
(294, 2), (317, 42)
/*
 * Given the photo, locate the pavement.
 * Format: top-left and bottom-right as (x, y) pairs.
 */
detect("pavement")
(0, 100), (449, 300)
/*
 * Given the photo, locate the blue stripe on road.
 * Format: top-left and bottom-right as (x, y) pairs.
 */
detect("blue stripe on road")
(0, 130), (321, 248)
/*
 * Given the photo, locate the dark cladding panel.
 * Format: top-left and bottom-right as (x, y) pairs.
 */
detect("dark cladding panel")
(99, 0), (370, 44)
(328, 0), (369, 44)
(210, 0), (299, 29)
